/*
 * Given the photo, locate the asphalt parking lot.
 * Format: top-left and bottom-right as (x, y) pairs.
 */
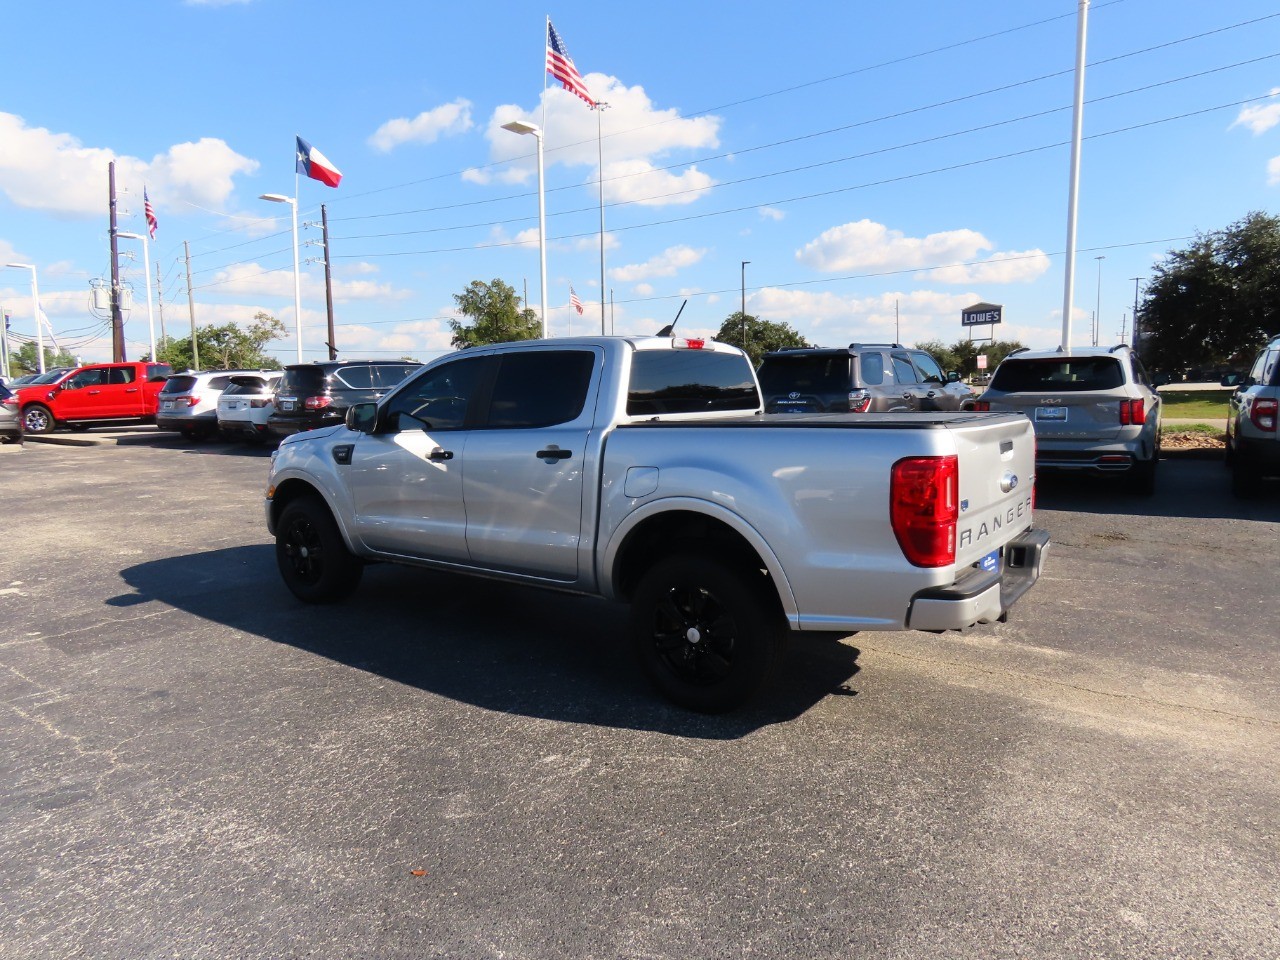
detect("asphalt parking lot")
(2, 434), (1278, 959)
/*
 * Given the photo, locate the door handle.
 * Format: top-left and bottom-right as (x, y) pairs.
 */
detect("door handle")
(536, 447), (573, 461)
(89, 390), (101, 395)
(902, 393), (912, 400)
(125, 388), (139, 393)
(429, 447), (454, 461)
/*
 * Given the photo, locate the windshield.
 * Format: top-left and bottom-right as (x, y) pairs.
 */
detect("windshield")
(991, 358), (1125, 392)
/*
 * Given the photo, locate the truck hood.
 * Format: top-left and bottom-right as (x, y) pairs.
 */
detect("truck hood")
(279, 424), (347, 448)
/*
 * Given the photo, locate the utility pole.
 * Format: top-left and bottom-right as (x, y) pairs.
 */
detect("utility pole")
(1130, 277), (1142, 349)
(321, 204), (336, 360)
(895, 299), (900, 342)
(108, 161), (126, 361)
(184, 241), (199, 370)
(740, 261), (750, 352)
(0, 308), (9, 380)
(155, 260), (167, 346)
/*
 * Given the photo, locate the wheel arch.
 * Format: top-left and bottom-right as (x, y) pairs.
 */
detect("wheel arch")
(268, 476), (360, 553)
(604, 499), (798, 625)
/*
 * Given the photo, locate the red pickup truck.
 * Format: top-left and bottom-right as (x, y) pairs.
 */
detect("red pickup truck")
(15, 361), (173, 434)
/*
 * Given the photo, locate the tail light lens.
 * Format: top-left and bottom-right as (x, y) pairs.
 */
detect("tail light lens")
(971, 401), (990, 411)
(848, 389), (872, 413)
(0, 396), (16, 409)
(1119, 399), (1146, 425)
(1252, 398), (1278, 432)
(891, 455), (959, 568)
(304, 395), (332, 411)
(673, 338), (705, 350)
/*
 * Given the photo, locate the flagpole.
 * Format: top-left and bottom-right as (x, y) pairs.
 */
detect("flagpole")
(595, 101), (608, 335)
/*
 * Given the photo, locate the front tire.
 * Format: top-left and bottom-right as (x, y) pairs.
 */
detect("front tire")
(630, 554), (786, 713)
(22, 405), (55, 434)
(275, 496), (363, 603)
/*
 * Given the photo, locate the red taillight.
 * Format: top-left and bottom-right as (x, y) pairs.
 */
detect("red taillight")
(891, 455), (959, 568)
(848, 389), (872, 413)
(304, 395), (332, 411)
(673, 338), (705, 350)
(0, 396), (16, 409)
(971, 401), (990, 412)
(1252, 398), (1278, 432)
(170, 394), (198, 408)
(1119, 399), (1146, 425)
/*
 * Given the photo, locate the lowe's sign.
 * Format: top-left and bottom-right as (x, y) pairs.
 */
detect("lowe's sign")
(962, 302), (1003, 327)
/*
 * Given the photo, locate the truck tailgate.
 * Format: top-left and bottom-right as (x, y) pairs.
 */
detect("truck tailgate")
(947, 415), (1037, 568)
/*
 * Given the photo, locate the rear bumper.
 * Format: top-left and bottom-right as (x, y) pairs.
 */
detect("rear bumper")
(906, 528), (1050, 632)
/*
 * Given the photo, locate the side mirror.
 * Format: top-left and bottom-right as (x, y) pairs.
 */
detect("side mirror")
(345, 402), (378, 434)
(946, 371), (961, 383)
(1220, 373), (1241, 388)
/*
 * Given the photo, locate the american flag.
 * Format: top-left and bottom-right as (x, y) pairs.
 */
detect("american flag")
(546, 21), (594, 107)
(569, 285), (584, 315)
(144, 188), (158, 239)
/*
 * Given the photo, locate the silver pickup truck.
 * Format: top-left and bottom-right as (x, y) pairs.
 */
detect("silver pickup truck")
(266, 336), (1048, 711)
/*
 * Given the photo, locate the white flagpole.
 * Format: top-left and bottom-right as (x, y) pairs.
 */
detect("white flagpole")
(1060, 0), (1090, 351)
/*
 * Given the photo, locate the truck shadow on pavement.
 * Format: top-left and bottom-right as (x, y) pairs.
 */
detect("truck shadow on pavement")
(115, 546), (862, 739)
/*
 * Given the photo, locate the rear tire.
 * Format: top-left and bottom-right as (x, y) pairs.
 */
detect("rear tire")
(275, 495), (364, 603)
(21, 405), (55, 434)
(630, 554), (785, 713)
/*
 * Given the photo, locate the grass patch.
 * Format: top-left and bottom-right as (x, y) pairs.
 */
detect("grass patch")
(1159, 389), (1232, 419)
(1161, 422), (1224, 437)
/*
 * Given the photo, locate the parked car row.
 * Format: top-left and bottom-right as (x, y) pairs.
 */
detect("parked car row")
(2, 358), (425, 445)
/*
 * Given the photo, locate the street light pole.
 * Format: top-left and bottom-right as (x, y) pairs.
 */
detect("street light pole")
(741, 261), (750, 352)
(260, 193), (303, 362)
(5, 263), (43, 373)
(117, 232), (156, 361)
(1060, 0), (1091, 350)
(595, 101), (609, 334)
(1094, 255), (1105, 347)
(501, 120), (548, 338)
(1130, 277), (1142, 348)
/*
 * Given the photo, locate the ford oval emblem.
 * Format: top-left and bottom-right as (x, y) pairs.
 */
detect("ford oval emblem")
(1000, 473), (1019, 493)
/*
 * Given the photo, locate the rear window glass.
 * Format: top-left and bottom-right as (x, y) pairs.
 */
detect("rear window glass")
(372, 364), (421, 388)
(757, 355), (850, 396)
(146, 364), (173, 382)
(859, 352), (885, 386)
(161, 376), (197, 394)
(991, 358), (1125, 392)
(278, 367), (326, 394)
(207, 375), (233, 390)
(226, 376), (268, 393)
(627, 349), (759, 416)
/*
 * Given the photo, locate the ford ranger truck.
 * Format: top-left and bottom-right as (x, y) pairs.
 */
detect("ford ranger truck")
(265, 336), (1048, 712)
(16, 361), (173, 434)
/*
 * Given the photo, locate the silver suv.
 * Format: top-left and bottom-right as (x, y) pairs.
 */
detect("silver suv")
(157, 369), (277, 440)
(757, 343), (973, 413)
(1225, 334), (1280, 498)
(976, 345), (1161, 494)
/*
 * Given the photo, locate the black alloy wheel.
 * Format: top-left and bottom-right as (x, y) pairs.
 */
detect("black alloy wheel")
(275, 496), (363, 603)
(630, 554), (784, 713)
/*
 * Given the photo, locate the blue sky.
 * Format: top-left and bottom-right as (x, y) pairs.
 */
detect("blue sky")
(2, 0), (1278, 367)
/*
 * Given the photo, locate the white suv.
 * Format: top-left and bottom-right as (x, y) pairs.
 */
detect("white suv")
(216, 372), (283, 443)
(157, 369), (277, 440)
(974, 345), (1162, 495)
(1225, 334), (1280, 498)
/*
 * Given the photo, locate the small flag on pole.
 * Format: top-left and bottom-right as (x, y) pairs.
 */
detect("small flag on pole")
(144, 188), (158, 239)
(547, 21), (594, 107)
(569, 285), (584, 315)
(296, 136), (343, 188)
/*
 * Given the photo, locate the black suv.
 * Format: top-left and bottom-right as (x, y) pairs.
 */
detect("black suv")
(267, 360), (421, 441)
(757, 343), (972, 413)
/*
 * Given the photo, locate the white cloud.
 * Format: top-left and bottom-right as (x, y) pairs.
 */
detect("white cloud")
(480, 74), (720, 206)
(1232, 89), (1280, 135)
(610, 245), (706, 283)
(369, 99), (474, 152)
(634, 283), (654, 297)
(796, 218), (1046, 285)
(207, 263), (409, 301)
(758, 206), (786, 221)
(0, 113), (258, 219)
(1269, 156), (1280, 185)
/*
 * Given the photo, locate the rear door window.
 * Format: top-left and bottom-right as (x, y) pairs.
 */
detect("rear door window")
(891, 353), (919, 385)
(484, 351), (596, 429)
(108, 367), (137, 385)
(334, 365), (374, 389)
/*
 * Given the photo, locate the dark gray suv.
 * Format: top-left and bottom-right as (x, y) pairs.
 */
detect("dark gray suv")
(267, 360), (421, 441)
(757, 343), (972, 413)
(1225, 334), (1280, 498)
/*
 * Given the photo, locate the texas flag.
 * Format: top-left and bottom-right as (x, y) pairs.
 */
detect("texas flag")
(295, 136), (342, 187)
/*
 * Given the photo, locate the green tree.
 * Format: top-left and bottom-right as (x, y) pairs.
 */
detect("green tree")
(716, 312), (810, 366)
(915, 338), (1026, 379)
(448, 279), (542, 349)
(1140, 211), (1280, 371)
(8, 340), (79, 375)
(157, 311), (285, 370)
